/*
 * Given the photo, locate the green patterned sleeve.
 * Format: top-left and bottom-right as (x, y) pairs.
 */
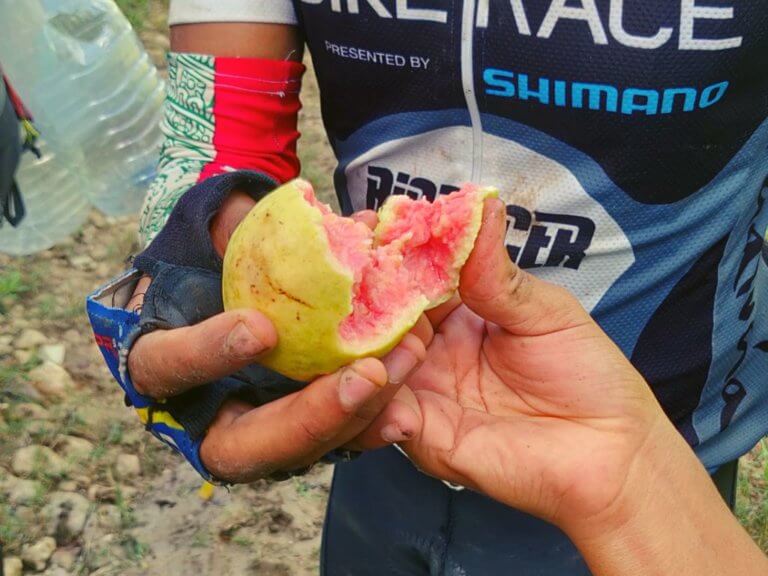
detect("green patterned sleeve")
(138, 53), (216, 246)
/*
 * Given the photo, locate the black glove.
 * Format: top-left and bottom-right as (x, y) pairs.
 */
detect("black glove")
(131, 170), (310, 440)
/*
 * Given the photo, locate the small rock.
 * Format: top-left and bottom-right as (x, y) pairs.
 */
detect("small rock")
(69, 255), (94, 271)
(57, 480), (79, 492)
(21, 537), (56, 571)
(83, 534), (118, 571)
(50, 547), (78, 571)
(96, 504), (122, 531)
(26, 419), (53, 436)
(114, 453), (141, 481)
(250, 561), (291, 576)
(63, 329), (80, 344)
(71, 474), (92, 489)
(16, 506), (37, 524)
(43, 491), (91, 544)
(12, 445), (67, 477)
(56, 435), (94, 462)
(119, 485), (138, 501)
(95, 263), (111, 278)
(5, 475), (42, 506)
(15, 328), (47, 350)
(91, 244), (109, 260)
(18, 382), (44, 403)
(13, 349), (33, 364)
(89, 211), (107, 228)
(28, 362), (75, 399)
(39, 344), (66, 365)
(42, 567), (69, 576)
(9, 402), (50, 420)
(87, 484), (114, 502)
(87, 483), (137, 502)
(3, 556), (23, 576)
(0, 334), (13, 354)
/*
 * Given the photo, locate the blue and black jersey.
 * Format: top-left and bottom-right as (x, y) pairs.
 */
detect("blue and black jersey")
(172, 0), (768, 470)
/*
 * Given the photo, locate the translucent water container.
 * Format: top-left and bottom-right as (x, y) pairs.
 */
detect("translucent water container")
(0, 140), (90, 256)
(0, 0), (164, 216)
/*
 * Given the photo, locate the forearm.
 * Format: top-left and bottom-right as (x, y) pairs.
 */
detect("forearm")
(139, 23), (304, 246)
(569, 418), (768, 576)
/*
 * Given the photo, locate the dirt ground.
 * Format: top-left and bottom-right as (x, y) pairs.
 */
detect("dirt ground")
(0, 2), (765, 575)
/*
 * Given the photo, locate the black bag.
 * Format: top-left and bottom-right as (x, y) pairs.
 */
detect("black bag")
(0, 77), (25, 227)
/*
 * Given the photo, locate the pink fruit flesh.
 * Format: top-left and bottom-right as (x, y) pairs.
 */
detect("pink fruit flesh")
(304, 186), (481, 343)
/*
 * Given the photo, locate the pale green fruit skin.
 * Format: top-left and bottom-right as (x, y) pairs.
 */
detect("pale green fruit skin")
(223, 179), (496, 381)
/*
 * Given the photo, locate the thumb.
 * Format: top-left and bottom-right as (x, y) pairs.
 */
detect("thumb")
(459, 198), (590, 335)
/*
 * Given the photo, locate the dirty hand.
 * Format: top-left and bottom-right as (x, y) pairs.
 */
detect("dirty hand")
(126, 192), (428, 482)
(399, 198), (676, 538)
(402, 198), (768, 576)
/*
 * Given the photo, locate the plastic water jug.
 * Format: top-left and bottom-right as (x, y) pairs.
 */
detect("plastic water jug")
(0, 0), (164, 217)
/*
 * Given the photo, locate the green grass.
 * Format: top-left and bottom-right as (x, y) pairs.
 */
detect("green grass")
(115, 0), (151, 31)
(0, 262), (41, 313)
(0, 355), (42, 404)
(122, 534), (151, 563)
(0, 269), (30, 300)
(737, 439), (768, 552)
(0, 501), (29, 553)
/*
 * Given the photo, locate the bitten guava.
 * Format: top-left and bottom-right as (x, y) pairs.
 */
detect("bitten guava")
(222, 179), (497, 381)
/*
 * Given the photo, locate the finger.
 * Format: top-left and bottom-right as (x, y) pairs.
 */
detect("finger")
(351, 210), (378, 230)
(128, 309), (277, 398)
(425, 293), (462, 328)
(344, 386), (422, 451)
(200, 335), (426, 482)
(289, 332), (427, 459)
(126, 275), (152, 314)
(211, 190), (257, 257)
(410, 314), (434, 349)
(459, 199), (590, 335)
(304, 333), (426, 458)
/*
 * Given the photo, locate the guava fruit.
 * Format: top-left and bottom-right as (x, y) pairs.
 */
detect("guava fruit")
(222, 179), (497, 381)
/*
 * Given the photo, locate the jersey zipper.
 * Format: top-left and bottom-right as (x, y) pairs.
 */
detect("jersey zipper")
(460, 0), (483, 183)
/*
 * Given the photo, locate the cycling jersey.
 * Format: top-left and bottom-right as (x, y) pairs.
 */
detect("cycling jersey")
(146, 1), (768, 574)
(167, 0), (768, 469)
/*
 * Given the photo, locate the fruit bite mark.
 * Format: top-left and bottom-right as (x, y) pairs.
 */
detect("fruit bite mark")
(303, 185), (485, 345)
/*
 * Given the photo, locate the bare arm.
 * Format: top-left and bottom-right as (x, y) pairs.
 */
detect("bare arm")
(572, 421), (768, 576)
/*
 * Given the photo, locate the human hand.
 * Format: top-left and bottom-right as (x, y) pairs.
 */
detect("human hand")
(126, 192), (427, 482)
(399, 198), (670, 537)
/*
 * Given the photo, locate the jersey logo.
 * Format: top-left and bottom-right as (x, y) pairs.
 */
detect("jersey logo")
(364, 165), (596, 271)
(505, 205), (594, 270)
(301, 0), (744, 52)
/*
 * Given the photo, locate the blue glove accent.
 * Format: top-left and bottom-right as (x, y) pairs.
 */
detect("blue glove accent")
(85, 270), (212, 481)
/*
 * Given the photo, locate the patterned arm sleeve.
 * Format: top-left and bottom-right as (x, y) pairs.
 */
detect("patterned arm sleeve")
(138, 52), (305, 246)
(139, 53), (215, 245)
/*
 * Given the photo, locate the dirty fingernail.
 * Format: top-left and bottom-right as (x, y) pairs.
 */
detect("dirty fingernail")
(383, 348), (419, 384)
(225, 322), (265, 359)
(381, 424), (411, 444)
(339, 370), (378, 411)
